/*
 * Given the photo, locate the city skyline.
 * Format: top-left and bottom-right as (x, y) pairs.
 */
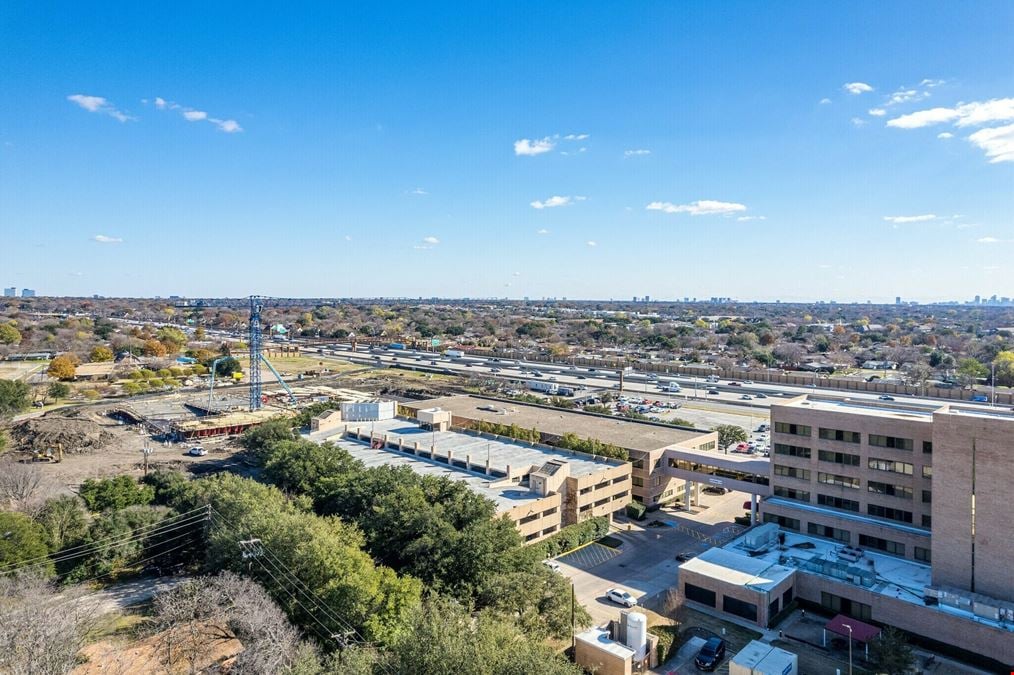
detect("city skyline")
(1, 2), (1012, 301)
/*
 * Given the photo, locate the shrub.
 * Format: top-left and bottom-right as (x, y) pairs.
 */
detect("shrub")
(626, 501), (647, 520)
(79, 475), (155, 512)
(533, 517), (610, 559)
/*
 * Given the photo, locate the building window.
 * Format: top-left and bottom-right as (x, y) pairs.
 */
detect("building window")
(818, 450), (860, 466)
(580, 486), (593, 495)
(817, 472), (860, 489)
(859, 534), (905, 556)
(819, 428), (861, 443)
(808, 522), (851, 543)
(868, 458), (913, 475)
(684, 583), (716, 607)
(774, 465), (811, 481)
(519, 513), (540, 524)
(698, 440), (717, 452)
(868, 504), (913, 523)
(631, 459), (645, 470)
(773, 487), (810, 503)
(782, 587), (794, 606)
(914, 546), (931, 563)
(722, 596), (758, 622)
(922, 441), (933, 454)
(612, 491), (629, 501)
(763, 513), (800, 531)
(921, 490), (931, 504)
(868, 481), (913, 499)
(542, 525), (558, 535)
(774, 443), (811, 459)
(652, 475), (661, 487)
(631, 477), (644, 487)
(922, 465), (932, 479)
(669, 458), (770, 486)
(821, 592), (872, 621)
(774, 422), (811, 437)
(525, 532), (540, 542)
(632, 495), (643, 503)
(612, 476), (626, 484)
(542, 507), (558, 516)
(817, 494), (859, 511)
(869, 434), (913, 451)
(921, 514), (932, 528)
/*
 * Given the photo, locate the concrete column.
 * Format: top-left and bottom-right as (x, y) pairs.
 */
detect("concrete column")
(413, 441), (419, 454)
(486, 456), (491, 474)
(447, 450), (453, 465)
(466, 454), (471, 470)
(398, 438), (404, 450)
(750, 493), (758, 525)
(684, 480), (692, 511)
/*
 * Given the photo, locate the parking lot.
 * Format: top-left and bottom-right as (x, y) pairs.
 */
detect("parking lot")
(555, 490), (751, 627)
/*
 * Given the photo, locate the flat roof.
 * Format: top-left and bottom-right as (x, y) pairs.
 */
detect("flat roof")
(730, 641), (797, 669)
(774, 396), (936, 422)
(575, 627), (635, 659)
(679, 547), (795, 592)
(332, 417), (625, 478)
(404, 395), (707, 453)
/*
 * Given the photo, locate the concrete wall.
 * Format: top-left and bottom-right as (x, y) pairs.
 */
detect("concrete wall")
(679, 567), (795, 628)
(504, 493), (563, 543)
(575, 635), (632, 675)
(568, 463), (631, 525)
(310, 410), (343, 432)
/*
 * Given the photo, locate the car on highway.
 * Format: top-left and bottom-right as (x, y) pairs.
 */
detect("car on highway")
(728, 381), (742, 387)
(694, 637), (727, 671)
(576, 375), (587, 379)
(188, 446), (207, 457)
(740, 394), (753, 400)
(755, 393), (768, 399)
(430, 360), (438, 365)
(706, 389), (720, 395)
(606, 588), (637, 607)
(879, 395), (895, 401)
(743, 380), (754, 385)
(970, 393), (989, 402)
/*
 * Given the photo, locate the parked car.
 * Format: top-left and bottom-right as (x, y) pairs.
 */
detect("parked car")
(879, 395), (895, 401)
(675, 551), (697, 562)
(542, 560), (561, 573)
(606, 588), (637, 607)
(702, 486), (727, 495)
(188, 446), (207, 457)
(694, 637), (727, 671)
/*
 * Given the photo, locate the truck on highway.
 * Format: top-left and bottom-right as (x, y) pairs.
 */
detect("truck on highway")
(661, 381), (682, 392)
(445, 349), (465, 358)
(388, 342), (406, 350)
(528, 380), (560, 395)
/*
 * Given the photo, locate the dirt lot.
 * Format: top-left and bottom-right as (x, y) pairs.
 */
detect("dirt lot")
(7, 406), (249, 489)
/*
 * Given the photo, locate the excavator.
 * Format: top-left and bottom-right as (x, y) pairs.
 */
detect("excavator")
(33, 442), (64, 463)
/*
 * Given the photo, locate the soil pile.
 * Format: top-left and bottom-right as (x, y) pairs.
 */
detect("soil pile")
(11, 416), (117, 454)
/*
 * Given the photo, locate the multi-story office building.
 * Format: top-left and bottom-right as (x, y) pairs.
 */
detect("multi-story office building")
(678, 395), (1014, 667)
(3, 287), (15, 297)
(20, 288), (35, 297)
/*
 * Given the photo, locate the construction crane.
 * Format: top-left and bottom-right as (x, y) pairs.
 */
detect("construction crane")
(247, 295), (296, 411)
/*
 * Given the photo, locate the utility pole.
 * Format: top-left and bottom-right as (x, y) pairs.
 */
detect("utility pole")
(141, 443), (154, 476)
(571, 582), (576, 654)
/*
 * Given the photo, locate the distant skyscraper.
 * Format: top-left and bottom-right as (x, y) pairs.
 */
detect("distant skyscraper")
(3, 287), (15, 297)
(896, 296), (901, 305)
(644, 295), (650, 302)
(20, 289), (35, 297)
(974, 295), (981, 304)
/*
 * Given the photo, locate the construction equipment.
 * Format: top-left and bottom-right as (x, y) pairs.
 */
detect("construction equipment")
(33, 442), (64, 463)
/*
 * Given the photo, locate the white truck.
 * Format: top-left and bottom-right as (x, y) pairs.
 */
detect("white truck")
(528, 380), (560, 395)
(661, 381), (682, 392)
(444, 349), (465, 359)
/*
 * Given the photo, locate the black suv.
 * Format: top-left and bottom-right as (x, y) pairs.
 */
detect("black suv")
(694, 637), (727, 671)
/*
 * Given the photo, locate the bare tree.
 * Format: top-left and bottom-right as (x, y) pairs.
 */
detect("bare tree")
(661, 587), (685, 628)
(152, 572), (314, 675)
(0, 572), (98, 675)
(0, 460), (57, 515)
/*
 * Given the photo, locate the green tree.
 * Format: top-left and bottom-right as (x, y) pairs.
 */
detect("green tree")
(0, 511), (53, 575)
(89, 345), (114, 362)
(156, 326), (188, 353)
(241, 417), (296, 465)
(35, 495), (89, 551)
(992, 350), (1014, 387)
(714, 424), (748, 453)
(264, 440), (358, 495)
(0, 323), (22, 345)
(79, 475), (155, 512)
(47, 382), (71, 401)
(67, 505), (175, 579)
(956, 358), (987, 387)
(0, 379), (31, 418)
(868, 627), (915, 675)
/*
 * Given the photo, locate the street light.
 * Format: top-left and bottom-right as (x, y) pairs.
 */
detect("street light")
(842, 623), (853, 675)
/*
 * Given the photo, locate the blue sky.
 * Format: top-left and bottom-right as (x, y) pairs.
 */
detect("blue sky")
(1, 2), (1012, 302)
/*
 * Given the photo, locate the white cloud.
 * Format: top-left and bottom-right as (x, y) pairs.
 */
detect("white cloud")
(937, 132), (954, 139)
(152, 97), (243, 133)
(514, 137), (555, 156)
(819, 98), (832, 105)
(886, 88), (927, 106)
(646, 200), (747, 216)
(531, 195), (583, 209)
(422, 236), (440, 245)
(513, 271), (521, 277)
(536, 228), (550, 235)
(92, 234), (123, 243)
(920, 78), (946, 88)
(868, 108), (886, 117)
(851, 117), (867, 127)
(563, 133), (589, 141)
(624, 149), (651, 157)
(736, 215), (767, 222)
(968, 124), (1014, 163)
(409, 187), (428, 195)
(344, 235), (352, 241)
(976, 236), (1005, 244)
(843, 82), (874, 95)
(67, 94), (134, 122)
(586, 240), (597, 247)
(883, 214), (937, 224)
(887, 98), (1014, 129)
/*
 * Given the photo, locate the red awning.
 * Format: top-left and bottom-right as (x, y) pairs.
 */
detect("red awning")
(825, 614), (881, 643)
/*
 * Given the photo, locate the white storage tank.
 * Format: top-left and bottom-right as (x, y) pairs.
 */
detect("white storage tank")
(624, 611), (648, 662)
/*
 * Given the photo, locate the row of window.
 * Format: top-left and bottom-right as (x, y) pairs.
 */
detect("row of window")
(818, 427), (861, 443)
(773, 486), (810, 502)
(817, 493), (859, 511)
(763, 517), (931, 562)
(868, 504), (913, 523)
(817, 472), (861, 489)
(868, 481), (913, 499)
(668, 458), (770, 485)
(773, 464), (810, 480)
(774, 423), (926, 454)
(818, 450), (860, 466)
(774, 443), (811, 458)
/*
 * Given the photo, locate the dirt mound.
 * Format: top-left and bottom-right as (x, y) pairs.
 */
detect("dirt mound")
(11, 416), (117, 454)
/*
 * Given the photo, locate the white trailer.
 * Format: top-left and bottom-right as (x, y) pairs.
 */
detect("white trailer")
(527, 380), (560, 395)
(444, 349), (465, 358)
